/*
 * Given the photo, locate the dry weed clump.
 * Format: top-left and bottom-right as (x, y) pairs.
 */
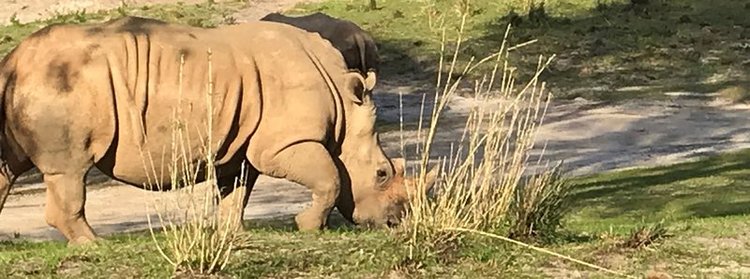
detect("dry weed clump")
(396, 5), (561, 257)
(509, 162), (574, 241)
(390, 3), (638, 277)
(142, 50), (248, 276)
(717, 84), (750, 104)
(620, 221), (669, 249)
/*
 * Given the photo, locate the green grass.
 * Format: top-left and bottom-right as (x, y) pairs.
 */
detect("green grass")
(3, 0), (746, 102)
(0, 1), (246, 57)
(4, 148), (750, 277)
(290, 0), (750, 101)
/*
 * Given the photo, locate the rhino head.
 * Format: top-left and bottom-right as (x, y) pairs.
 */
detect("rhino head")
(333, 72), (438, 227)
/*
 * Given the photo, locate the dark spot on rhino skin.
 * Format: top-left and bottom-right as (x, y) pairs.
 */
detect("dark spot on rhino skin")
(178, 48), (191, 60)
(8, 93), (39, 158)
(156, 124), (169, 133)
(115, 16), (168, 36)
(60, 125), (71, 148)
(46, 61), (77, 94)
(80, 44), (100, 65)
(85, 26), (104, 35)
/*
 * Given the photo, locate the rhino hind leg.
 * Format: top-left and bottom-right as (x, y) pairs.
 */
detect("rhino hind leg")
(15, 125), (100, 245)
(42, 167), (97, 245)
(216, 167), (260, 232)
(253, 142), (340, 231)
(0, 162), (33, 217)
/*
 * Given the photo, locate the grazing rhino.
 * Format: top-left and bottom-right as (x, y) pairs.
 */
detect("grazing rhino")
(260, 12), (381, 77)
(0, 16), (423, 245)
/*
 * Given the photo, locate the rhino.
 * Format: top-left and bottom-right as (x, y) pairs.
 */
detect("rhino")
(260, 12), (381, 77)
(0, 16), (432, 245)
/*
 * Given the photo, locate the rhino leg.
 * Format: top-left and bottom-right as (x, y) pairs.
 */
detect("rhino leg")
(255, 142), (340, 231)
(0, 157), (33, 216)
(216, 167), (259, 232)
(43, 168), (96, 245)
(0, 133), (35, 216)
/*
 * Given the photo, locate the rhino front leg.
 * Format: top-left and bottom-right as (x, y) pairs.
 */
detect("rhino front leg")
(43, 169), (96, 245)
(216, 167), (259, 232)
(256, 142), (340, 231)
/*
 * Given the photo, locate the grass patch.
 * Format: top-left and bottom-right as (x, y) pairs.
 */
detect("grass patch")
(0, 1), (246, 57)
(5, 148), (750, 277)
(291, 0), (750, 100)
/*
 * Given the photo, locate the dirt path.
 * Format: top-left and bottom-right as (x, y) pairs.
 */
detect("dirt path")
(0, 0), (201, 24)
(2, 1), (750, 242)
(5, 79), (749, 242)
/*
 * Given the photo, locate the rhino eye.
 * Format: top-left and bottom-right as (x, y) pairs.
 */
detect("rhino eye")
(376, 169), (388, 183)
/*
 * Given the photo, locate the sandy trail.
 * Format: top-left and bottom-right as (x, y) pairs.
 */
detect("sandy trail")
(2, 1), (750, 242)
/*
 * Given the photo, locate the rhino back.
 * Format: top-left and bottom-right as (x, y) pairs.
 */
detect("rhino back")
(4, 18), (256, 186)
(2, 18), (355, 187)
(260, 13), (380, 74)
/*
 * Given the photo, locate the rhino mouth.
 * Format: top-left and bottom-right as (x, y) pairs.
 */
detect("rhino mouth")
(354, 215), (402, 229)
(386, 217), (401, 228)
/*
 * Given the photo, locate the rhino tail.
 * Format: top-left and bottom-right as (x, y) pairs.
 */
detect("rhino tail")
(0, 48), (18, 215)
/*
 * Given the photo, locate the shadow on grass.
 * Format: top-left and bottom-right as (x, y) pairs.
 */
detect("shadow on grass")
(297, 0), (750, 100)
(571, 149), (750, 220)
(474, 0), (750, 99)
(244, 210), (356, 232)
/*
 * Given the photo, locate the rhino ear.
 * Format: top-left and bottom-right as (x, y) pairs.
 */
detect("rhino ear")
(391, 157), (405, 177)
(364, 70), (377, 92)
(343, 71), (370, 104)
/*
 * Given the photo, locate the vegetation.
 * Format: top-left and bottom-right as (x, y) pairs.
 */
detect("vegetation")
(392, 13), (567, 265)
(291, 0), (750, 100)
(4, 148), (750, 277)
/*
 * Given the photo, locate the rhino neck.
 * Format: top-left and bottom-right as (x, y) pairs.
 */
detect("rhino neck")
(302, 48), (346, 155)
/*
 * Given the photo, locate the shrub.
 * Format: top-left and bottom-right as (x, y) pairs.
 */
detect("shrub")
(396, 4), (564, 258)
(509, 162), (573, 241)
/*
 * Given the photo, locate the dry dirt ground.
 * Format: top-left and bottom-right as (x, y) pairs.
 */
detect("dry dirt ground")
(2, 1), (750, 242)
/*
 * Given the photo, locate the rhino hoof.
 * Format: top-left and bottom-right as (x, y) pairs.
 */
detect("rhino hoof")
(67, 236), (99, 247)
(295, 212), (325, 231)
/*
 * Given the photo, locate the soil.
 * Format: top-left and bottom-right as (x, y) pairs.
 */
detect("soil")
(2, 0), (750, 242)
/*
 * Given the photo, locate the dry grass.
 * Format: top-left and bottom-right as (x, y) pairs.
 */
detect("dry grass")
(716, 84), (750, 104)
(141, 50), (248, 276)
(390, 2), (634, 277)
(509, 162), (573, 241)
(621, 221), (669, 249)
(397, 1), (560, 256)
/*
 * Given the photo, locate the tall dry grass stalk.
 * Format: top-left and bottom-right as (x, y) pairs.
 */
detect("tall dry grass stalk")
(141, 49), (248, 275)
(398, 9), (558, 257)
(395, 3), (630, 277)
